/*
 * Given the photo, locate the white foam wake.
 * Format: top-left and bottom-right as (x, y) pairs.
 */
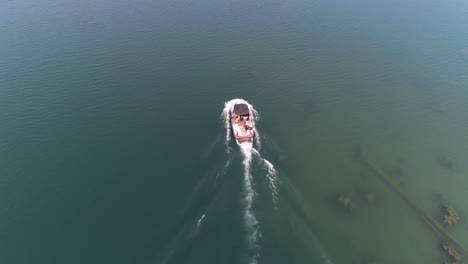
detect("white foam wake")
(239, 143), (259, 264)
(262, 158), (278, 205)
(251, 148), (279, 206)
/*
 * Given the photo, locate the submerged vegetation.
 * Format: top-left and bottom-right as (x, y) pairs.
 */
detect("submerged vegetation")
(442, 205), (460, 227)
(339, 146), (468, 263)
(336, 192), (357, 212)
(442, 244), (461, 263)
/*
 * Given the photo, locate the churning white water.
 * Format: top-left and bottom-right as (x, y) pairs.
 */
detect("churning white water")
(239, 143), (260, 264)
(250, 148), (279, 205)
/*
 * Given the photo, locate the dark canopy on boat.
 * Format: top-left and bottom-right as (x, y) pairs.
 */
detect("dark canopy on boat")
(232, 103), (250, 115)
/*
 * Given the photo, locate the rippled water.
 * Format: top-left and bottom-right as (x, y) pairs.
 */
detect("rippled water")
(1, 0), (468, 263)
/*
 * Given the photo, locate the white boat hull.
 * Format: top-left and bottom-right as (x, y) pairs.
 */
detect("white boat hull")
(230, 103), (255, 145)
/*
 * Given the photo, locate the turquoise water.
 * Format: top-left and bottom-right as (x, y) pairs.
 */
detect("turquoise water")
(1, 0), (468, 263)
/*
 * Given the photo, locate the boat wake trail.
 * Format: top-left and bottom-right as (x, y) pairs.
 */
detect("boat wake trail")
(221, 99), (279, 263)
(251, 148), (278, 205)
(239, 143), (259, 264)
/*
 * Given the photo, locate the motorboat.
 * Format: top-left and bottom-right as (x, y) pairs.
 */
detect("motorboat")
(231, 102), (254, 144)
